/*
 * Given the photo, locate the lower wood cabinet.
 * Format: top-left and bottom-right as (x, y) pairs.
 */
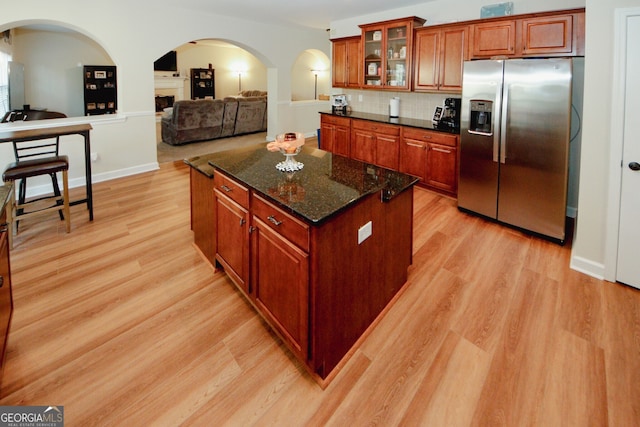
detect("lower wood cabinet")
(0, 195), (13, 389)
(320, 114), (459, 196)
(351, 120), (400, 170)
(213, 172), (250, 293)
(191, 166), (414, 385)
(399, 127), (458, 195)
(320, 114), (351, 157)
(251, 193), (309, 361)
(426, 142), (457, 193)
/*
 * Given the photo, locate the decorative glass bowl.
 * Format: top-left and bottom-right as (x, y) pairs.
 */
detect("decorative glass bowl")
(267, 132), (305, 172)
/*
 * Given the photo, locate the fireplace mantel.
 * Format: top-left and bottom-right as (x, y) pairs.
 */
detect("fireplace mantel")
(154, 76), (188, 101)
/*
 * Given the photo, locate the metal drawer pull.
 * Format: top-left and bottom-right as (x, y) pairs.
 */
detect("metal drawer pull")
(240, 218), (246, 226)
(431, 147), (452, 154)
(267, 215), (282, 226)
(220, 185), (232, 192)
(0, 276), (3, 288)
(406, 142), (425, 149)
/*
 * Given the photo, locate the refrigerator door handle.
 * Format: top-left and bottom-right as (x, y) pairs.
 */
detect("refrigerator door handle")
(499, 81), (509, 164)
(493, 81), (503, 163)
(468, 130), (493, 136)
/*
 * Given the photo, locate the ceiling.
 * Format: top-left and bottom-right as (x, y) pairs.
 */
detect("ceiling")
(155, 0), (436, 30)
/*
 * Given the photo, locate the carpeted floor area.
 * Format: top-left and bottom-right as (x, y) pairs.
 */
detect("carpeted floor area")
(156, 131), (270, 163)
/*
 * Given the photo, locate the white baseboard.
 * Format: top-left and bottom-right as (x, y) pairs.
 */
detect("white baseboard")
(569, 255), (606, 280)
(18, 162), (161, 199)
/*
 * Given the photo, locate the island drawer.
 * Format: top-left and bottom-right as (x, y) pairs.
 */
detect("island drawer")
(402, 128), (458, 147)
(252, 193), (309, 252)
(213, 170), (249, 208)
(352, 119), (400, 136)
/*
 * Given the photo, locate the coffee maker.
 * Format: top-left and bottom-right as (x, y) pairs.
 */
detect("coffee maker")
(436, 97), (461, 131)
(331, 94), (348, 114)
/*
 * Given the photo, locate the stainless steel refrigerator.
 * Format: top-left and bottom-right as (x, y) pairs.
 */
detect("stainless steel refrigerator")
(458, 58), (573, 243)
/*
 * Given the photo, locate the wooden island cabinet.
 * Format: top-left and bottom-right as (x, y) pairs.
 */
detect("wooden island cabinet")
(0, 185), (14, 390)
(186, 146), (417, 386)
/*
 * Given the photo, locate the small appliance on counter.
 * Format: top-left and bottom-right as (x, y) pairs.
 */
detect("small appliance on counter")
(331, 94), (348, 114)
(433, 97), (461, 131)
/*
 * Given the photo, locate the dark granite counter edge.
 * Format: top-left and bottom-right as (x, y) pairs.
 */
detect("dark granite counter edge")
(319, 111), (460, 135)
(184, 146), (418, 226)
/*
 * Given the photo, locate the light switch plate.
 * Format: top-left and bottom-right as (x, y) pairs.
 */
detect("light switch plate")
(358, 221), (372, 244)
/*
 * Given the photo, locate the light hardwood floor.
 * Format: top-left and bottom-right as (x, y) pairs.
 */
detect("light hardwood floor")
(1, 159), (639, 426)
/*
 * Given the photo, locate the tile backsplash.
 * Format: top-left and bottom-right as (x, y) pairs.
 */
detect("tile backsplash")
(338, 89), (459, 121)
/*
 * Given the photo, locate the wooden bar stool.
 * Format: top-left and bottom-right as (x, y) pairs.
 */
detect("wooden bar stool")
(2, 152), (71, 248)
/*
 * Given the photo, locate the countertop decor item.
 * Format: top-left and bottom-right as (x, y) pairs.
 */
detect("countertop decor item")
(267, 132), (305, 172)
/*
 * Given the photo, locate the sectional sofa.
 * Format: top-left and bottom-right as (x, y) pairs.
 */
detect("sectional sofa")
(161, 92), (267, 145)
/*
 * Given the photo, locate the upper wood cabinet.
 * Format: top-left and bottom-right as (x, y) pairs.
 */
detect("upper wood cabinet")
(414, 24), (469, 92)
(470, 9), (585, 59)
(520, 12), (585, 56)
(470, 20), (517, 58)
(332, 36), (361, 88)
(359, 17), (425, 91)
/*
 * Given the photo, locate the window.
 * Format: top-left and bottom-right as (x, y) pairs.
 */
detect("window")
(0, 51), (10, 116)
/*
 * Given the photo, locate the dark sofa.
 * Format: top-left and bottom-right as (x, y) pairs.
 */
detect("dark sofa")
(161, 94), (267, 146)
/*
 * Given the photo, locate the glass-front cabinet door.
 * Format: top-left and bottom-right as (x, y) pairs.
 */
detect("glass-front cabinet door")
(360, 17), (426, 91)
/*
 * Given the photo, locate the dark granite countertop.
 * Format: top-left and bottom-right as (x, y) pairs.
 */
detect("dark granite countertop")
(185, 143), (418, 225)
(319, 110), (460, 134)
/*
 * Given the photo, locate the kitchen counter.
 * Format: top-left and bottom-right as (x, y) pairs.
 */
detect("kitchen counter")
(185, 142), (418, 224)
(319, 110), (460, 134)
(186, 143), (416, 386)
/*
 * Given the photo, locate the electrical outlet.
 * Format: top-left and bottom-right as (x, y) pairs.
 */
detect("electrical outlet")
(358, 221), (372, 244)
(90, 152), (99, 162)
(358, 94), (363, 102)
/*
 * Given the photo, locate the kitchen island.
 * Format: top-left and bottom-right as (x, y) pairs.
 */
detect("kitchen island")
(186, 143), (418, 386)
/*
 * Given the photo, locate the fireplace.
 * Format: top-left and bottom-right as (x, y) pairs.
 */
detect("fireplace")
(154, 76), (187, 114)
(155, 95), (174, 112)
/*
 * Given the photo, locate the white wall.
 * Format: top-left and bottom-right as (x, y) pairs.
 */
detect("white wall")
(3, 0), (623, 281)
(12, 28), (113, 117)
(0, 0), (330, 193)
(171, 42), (268, 99)
(570, 0), (640, 279)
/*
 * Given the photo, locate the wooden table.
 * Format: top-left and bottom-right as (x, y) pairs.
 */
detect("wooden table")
(0, 123), (94, 220)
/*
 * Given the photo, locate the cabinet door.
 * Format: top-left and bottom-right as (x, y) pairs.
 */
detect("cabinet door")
(252, 217), (309, 360)
(471, 20), (516, 58)
(439, 26), (469, 92)
(399, 137), (427, 181)
(385, 23), (410, 89)
(333, 125), (351, 157)
(426, 143), (457, 194)
(521, 14), (573, 56)
(320, 122), (335, 152)
(413, 29), (440, 91)
(376, 134), (400, 170)
(215, 191), (250, 294)
(320, 115), (351, 157)
(345, 37), (361, 87)
(331, 40), (348, 87)
(351, 128), (376, 164)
